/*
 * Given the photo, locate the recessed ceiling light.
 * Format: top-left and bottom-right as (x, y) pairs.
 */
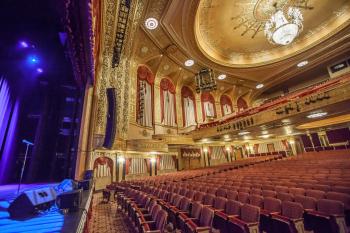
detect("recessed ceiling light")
(238, 131), (250, 136)
(307, 112), (328, 119)
(261, 130), (269, 135)
(297, 60), (308, 67)
(256, 83), (264, 89)
(184, 59), (194, 67)
(145, 18), (158, 30)
(218, 74), (226, 80)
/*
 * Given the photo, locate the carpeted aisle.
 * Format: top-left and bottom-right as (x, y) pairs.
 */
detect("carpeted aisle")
(89, 194), (134, 233)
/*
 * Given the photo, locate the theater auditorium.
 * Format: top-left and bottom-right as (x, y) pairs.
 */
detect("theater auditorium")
(0, 0), (350, 232)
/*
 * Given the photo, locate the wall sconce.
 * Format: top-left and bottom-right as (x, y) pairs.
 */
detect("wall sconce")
(203, 147), (208, 153)
(117, 156), (125, 163)
(289, 139), (295, 144)
(225, 146), (231, 152)
(150, 157), (156, 163)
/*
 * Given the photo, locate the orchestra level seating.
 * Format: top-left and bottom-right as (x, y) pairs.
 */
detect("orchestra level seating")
(111, 152), (350, 233)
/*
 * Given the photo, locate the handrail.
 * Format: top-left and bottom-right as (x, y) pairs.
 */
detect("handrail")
(197, 73), (350, 130)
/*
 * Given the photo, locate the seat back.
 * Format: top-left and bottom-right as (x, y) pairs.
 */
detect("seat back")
(173, 195), (182, 207)
(155, 209), (168, 231)
(213, 197), (227, 210)
(199, 206), (215, 227)
(262, 190), (277, 198)
(189, 201), (202, 219)
(240, 204), (260, 223)
(179, 197), (191, 211)
(203, 194), (215, 205)
(275, 186), (289, 193)
(277, 192), (294, 202)
(289, 188), (305, 196)
(249, 195), (264, 208)
(151, 204), (162, 220)
(326, 192), (350, 209)
(263, 197), (281, 212)
(306, 189), (326, 200)
(217, 188), (227, 197)
(185, 190), (195, 199)
(226, 200), (243, 215)
(238, 192), (250, 203)
(227, 190), (238, 200)
(282, 201), (303, 219)
(294, 195), (317, 210)
(193, 192), (205, 202)
(317, 199), (345, 215)
(251, 188), (262, 195)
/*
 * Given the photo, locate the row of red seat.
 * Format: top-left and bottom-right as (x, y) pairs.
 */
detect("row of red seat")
(114, 152), (350, 232)
(117, 182), (348, 233)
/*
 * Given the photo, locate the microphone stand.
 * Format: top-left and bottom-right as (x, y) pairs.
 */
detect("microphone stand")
(17, 141), (33, 195)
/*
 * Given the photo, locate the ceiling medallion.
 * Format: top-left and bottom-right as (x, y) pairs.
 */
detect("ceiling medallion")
(264, 6), (304, 45)
(195, 68), (217, 93)
(145, 18), (158, 30)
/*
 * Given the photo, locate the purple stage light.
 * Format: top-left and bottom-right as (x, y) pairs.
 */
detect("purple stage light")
(27, 55), (39, 64)
(36, 68), (43, 73)
(20, 41), (29, 48)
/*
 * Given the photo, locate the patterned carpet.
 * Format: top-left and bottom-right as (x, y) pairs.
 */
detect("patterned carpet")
(89, 193), (134, 233)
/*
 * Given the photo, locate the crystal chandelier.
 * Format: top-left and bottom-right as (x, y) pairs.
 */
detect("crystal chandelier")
(195, 68), (217, 93)
(264, 7), (303, 45)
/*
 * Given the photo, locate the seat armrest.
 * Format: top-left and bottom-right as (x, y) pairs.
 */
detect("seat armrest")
(195, 226), (211, 232)
(306, 210), (331, 220)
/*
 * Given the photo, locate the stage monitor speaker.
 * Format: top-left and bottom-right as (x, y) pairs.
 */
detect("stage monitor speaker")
(8, 187), (57, 219)
(78, 179), (92, 190)
(55, 179), (78, 193)
(103, 88), (117, 149)
(83, 170), (94, 180)
(56, 189), (82, 212)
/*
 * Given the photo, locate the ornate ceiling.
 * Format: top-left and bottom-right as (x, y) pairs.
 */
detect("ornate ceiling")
(132, 0), (350, 101)
(195, 0), (350, 67)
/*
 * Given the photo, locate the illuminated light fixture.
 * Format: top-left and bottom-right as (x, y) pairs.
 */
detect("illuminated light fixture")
(289, 139), (295, 144)
(195, 68), (216, 93)
(203, 147), (208, 153)
(20, 41), (29, 48)
(256, 83), (264, 89)
(259, 134), (270, 139)
(264, 7), (303, 45)
(307, 112), (328, 119)
(224, 134), (230, 139)
(36, 68), (43, 73)
(297, 60), (308, 67)
(117, 157), (125, 163)
(225, 146), (231, 152)
(261, 130), (269, 135)
(145, 18), (158, 30)
(238, 131), (250, 136)
(28, 55), (39, 65)
(218, 74), (226, 80)
(184, 59), (194, 67)
(150, 157), (156, 163)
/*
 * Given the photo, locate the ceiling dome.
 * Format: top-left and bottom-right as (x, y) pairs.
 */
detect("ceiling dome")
(195, 0), (350, 67)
